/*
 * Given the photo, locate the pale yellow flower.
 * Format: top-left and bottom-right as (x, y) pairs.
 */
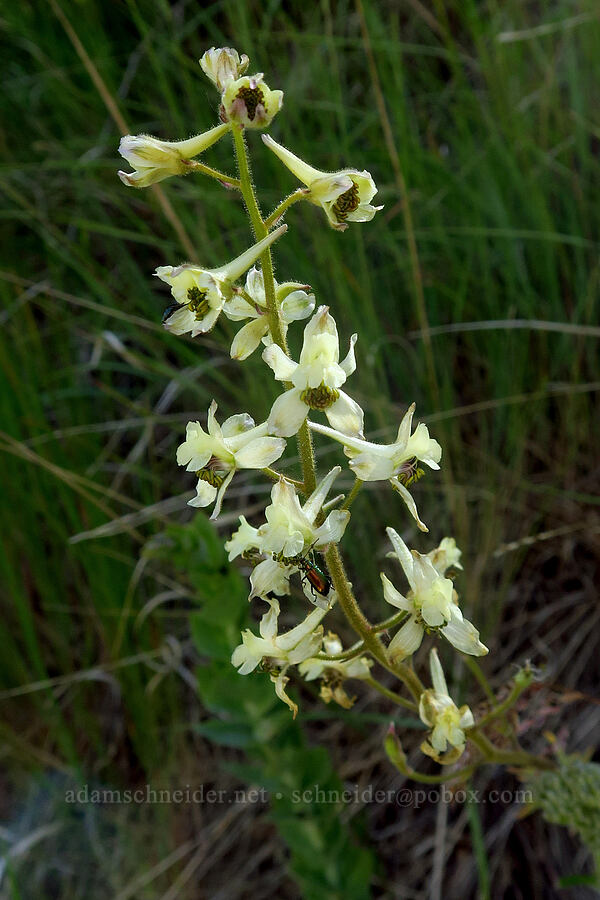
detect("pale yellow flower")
(117, 124), (230, 188)
(262, 134), (382, 230)
(419, 648), (475, 764)
(263, 306), (363, 438)
(231, 597), (327, 717)
(177, 402), (285, 519)
(222, 74), (283, 129)
(299, 632), (372, 709)
(310, 403), (441, 531)
(224, 266), (314, 360)
(199, 47), (249, 92)
(382, 528), (488, 661)
(157, 225), (286, 336)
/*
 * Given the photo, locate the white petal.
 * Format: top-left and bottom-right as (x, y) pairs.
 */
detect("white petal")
(259, 596), (280, 640)
(206, 401), (222, 439)
(250, 558), (291, 599)
(387, 617), (424, 661)
(300, 305), (338, 348)
(188, 480), (217, 508)
(190, 304), (221, 336)
(460, 707), (475, 729)
(224, 420), (269, 453)
(224, 515), (260, 561)
(262, 134), (325, 186)
(395, 403), (416, 447)
(231, 639), (262, 675)
(176, 423), (213, 470)
(406, 423), (442, 469)
(345, 204), (383, 223)
(280, 289), (315, 322)
(277, 606), (328, 651)
(428, 648), (448, 696)
(310, 173), (353, 204)
(163, 306), (196, 335)
(209, 469), (235, 520)
(380, 573), (412, 611)
(221, 412), (255, 438)
(270, 670), (298, 718)
(350, 449), (395, 481)
(223, 293), (257, 321)
(245, 265), (267, 305)
(339, 333), (358, 377)
(442, 613), (488, 657)
(230, 317), (269, 361)
(302, 465), (341, 523)
(234, 436), (286, 469)
(313, 509), (350, 547)
(389, 478), (429, 533)
(288, 628), (325, 665)
(348, 169), (378, 204)
(267, 389), (307, 437)
(262, 344), (298, 381)
(325, 391), (364, 436)
(385, 528), (417, 590)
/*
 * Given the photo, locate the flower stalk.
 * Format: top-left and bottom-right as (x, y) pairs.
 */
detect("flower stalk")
(118, 44), (558, 787)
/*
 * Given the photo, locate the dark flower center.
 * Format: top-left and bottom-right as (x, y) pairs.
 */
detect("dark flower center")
(195, 456), (227, 487)
(396, 457), (425, 488)
(332, 181), (360, 222)
(187, 286), (210, 320)
(300, 384), (340, 410)
(235, 85), (265, 121)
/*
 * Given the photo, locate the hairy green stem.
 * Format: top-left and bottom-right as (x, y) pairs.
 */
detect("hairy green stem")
(476, 673), (533, 729)
(468, 730), (555, 771)
(463, 656), (496, 704)
(341, 477), (363, 510)
(231, 126), (287, 351)
(232, 126), (317, 495)
(262, 467), (303, 488)
(325, 543), (424, 702)
(264, 189), (308, 228)
(188, 159), (240, 187)
(364, 676), (416, 710)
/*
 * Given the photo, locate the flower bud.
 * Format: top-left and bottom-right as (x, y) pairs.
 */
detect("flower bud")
(222, 74), (283, 130)
(200, 47), (250, 92)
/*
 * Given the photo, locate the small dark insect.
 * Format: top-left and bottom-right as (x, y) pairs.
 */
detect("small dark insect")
(162, 301), (185, 324)
(301, 556), (332, 600)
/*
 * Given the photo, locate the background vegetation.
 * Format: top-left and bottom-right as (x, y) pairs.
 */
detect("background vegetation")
(1, 0), (599, 897)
